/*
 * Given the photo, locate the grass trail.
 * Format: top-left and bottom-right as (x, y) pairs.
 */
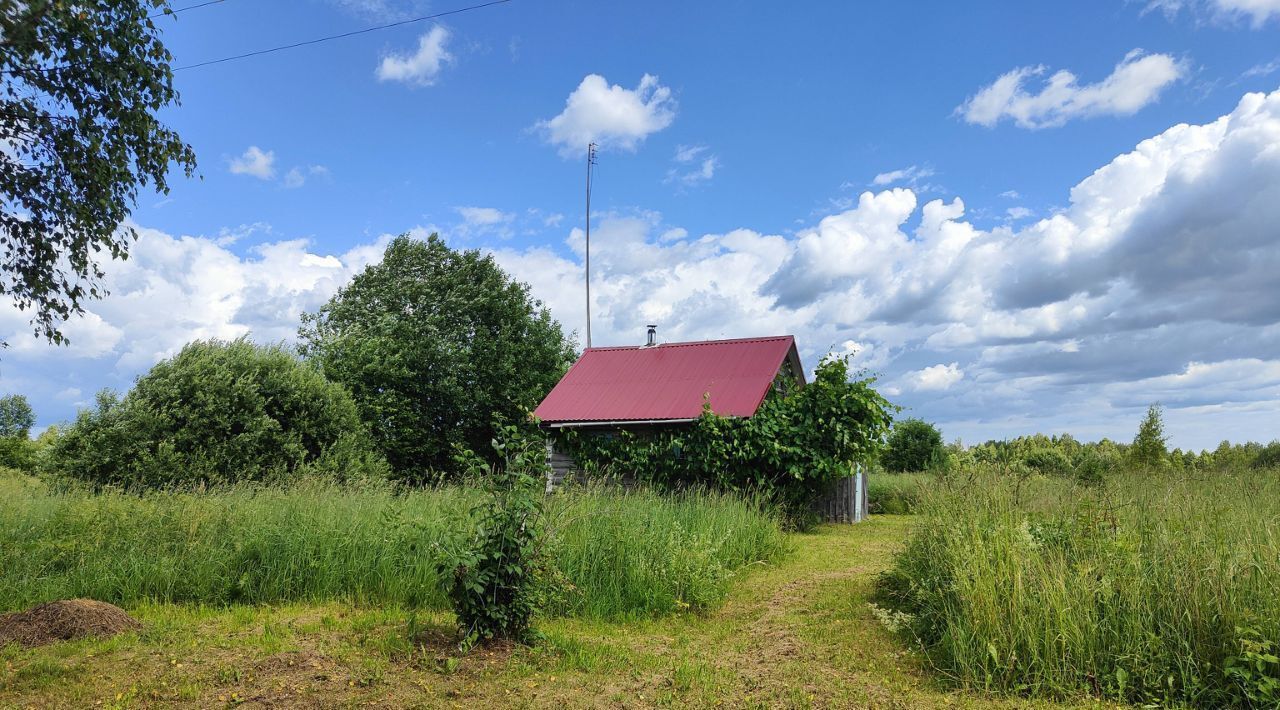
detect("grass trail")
(0, 517), (1112, 709)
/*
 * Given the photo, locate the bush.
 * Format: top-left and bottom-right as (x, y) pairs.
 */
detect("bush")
(1022, 447), (1072, 476)
(1253, 441), (1280, 469)
(558, 356), (894, 528)
(874, 468), (1280, 706)
(437, 430), (548, 646)
(881, 419), (944, 472)
(42, 338), (386, 488)
(299, 234), (576, 482)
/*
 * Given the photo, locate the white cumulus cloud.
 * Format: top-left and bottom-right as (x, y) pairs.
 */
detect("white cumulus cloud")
(535, 74), (676, 157)
(228, 146), (276, 179)
(959, 50), (1185, 129)
(376, 25), (453, 87)
(910, 363), (965, 391)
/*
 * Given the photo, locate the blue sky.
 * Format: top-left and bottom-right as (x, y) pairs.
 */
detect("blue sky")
(4, 0), (1280, 449)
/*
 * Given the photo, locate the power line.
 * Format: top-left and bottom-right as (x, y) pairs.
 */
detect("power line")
(173, 0), (513, 71)
(151, 0), (230, 19)
(3, 0), (512, 77)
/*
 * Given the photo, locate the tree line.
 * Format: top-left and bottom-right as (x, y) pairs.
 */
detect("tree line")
(878, 404), (1280, 479)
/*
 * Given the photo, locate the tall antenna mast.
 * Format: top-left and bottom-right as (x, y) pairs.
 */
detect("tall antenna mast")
(584, 142), (597, 349)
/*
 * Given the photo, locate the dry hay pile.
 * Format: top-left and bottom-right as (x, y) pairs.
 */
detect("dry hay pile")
(0, 599), (140, 648)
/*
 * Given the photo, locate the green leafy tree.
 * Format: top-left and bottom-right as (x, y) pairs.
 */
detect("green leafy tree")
(1, 1), (196, 346)
(0, 393), (35, 470)
(42, 338), (386, 488)
(0, 393), (34, 437)
(882, 418), (945, 472)
(299, 234), (576, 482)
(1129, 404), (1169, 470)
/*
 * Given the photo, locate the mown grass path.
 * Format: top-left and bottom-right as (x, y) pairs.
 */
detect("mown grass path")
(0, 517), (1111, 708)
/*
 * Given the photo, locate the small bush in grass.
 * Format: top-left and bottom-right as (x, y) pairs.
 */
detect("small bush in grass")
(436, 429), (548, 647)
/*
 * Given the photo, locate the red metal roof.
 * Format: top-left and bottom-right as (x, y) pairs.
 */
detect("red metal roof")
(534, 335), (801, 425)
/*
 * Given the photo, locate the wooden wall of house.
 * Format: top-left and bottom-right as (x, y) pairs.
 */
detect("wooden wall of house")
(813, 465), (868, 523)
(544, 438), (580, 492)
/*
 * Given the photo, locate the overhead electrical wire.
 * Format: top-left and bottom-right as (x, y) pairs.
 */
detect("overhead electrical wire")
(2, 0), (514, 77)
(150, 0), (230, 19)
(173, 0), (514, 71)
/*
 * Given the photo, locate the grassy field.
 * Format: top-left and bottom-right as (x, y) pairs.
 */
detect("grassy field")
(876, 469), (1280, 707)
(866, 472), (933, 515)
(0, 473), (784, 619)
(0, 516), (1113, 709)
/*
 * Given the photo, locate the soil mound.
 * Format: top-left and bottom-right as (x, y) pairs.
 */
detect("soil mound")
(0, 599), (141, 648)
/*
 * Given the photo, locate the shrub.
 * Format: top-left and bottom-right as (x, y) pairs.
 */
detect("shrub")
(558, 356), (894, 527)
(42, 338), (386, 488)
(299, 234), (576, 482)
(437, 429), (548, 646)
(881, 419), (944, 472)
(1253, 441), (1280, 470)
(1022, 447), (1071, 476)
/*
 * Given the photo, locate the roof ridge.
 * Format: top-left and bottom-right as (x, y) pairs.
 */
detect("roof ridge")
(584, 334), (794, 352)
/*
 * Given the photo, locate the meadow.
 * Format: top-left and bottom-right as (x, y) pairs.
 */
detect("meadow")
(6, 461), (1280, 707)
(866, 472), (932, 515)
(0, 471), (787, 621)
(875, 467), (1280, 707)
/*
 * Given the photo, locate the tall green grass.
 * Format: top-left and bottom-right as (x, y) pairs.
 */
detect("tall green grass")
(547, 487), (789, 618)
(867, 472), (933, 514)
(0, 472), (787, 620)
(875, 468), (1280, 706)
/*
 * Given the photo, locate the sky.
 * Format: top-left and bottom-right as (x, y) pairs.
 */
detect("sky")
(3, 0), (1280, 450)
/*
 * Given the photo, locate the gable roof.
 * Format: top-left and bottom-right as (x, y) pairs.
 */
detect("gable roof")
(534, 335), (802, 426)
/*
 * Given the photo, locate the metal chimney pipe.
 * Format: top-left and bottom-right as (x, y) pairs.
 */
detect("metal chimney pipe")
(646, 325), (657, 347)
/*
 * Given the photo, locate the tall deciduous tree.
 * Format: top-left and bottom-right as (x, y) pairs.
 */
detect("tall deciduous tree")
(299, 234), (577, 482)
(1130, 403), (1169, 469)
(1, 1), (196, 345)
(0, 392), (34, 470)
(0, 393), (33, 437)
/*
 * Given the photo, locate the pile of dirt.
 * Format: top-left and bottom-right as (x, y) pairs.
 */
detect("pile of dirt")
(0, 599), (141, 648)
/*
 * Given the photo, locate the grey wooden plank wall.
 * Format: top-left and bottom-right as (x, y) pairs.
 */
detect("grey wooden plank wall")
(814, 466), (868, 523)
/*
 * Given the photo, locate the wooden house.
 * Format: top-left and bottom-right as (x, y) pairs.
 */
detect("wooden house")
(533, 328), (867, 522)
